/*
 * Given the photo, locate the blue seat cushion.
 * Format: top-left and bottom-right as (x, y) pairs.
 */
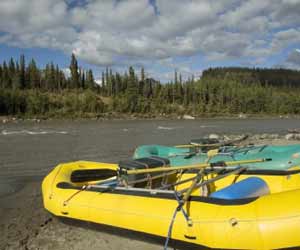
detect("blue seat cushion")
(210, 177), (270, 200)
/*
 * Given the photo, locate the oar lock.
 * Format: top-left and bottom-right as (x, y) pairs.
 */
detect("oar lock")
(117, 168), (128, 175)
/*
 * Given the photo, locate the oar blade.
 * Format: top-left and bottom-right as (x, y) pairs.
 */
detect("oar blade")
(71, 169), (117, 183)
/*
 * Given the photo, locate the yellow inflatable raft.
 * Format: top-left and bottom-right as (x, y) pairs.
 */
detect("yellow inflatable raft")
(42, 159), (300, 250)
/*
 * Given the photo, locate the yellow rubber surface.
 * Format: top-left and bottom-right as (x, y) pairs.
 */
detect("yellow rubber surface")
(42, 161), (300, 250)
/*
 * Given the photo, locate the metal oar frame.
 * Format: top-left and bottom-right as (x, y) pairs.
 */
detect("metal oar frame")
(113, 158), (270, 196)
(87, 157), (269, 250)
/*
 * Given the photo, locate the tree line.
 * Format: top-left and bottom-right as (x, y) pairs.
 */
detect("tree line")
(1, 54), (300, 117)
(0, 54), (96, 91)
(202, 67), (300, 88)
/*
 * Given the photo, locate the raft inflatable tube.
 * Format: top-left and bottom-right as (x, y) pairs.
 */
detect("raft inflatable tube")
(133, 144), (300, 170)
(42, 160), (300, 250)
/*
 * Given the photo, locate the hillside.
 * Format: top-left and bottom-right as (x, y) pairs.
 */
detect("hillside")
(202, 67), (300, 87)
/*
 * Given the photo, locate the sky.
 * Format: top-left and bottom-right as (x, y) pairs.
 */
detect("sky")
(0, 0), (300, 82)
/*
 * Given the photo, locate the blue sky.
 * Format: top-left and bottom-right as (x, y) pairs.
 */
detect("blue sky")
(0, 0), (299, 82)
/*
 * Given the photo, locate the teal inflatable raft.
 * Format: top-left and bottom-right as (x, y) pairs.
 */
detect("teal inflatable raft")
(133, 144), (300, 170)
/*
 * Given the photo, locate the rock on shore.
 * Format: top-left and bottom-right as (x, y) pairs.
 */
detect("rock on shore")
(206, 132), (300, 142)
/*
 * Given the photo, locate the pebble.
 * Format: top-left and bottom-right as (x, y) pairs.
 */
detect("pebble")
(209, 133), (220, 139)
(182, 114), (195, 120)
(238, 113), (247, 118)
(285, 133), (300, 140)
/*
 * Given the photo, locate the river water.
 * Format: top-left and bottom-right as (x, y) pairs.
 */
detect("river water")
(1, 118), (300, 197)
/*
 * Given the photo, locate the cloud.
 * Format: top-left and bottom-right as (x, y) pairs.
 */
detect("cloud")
(0, 0), (68, 33)
(62, 68), (71, 78)
(271, 0), (300, 28)
(271, 29), (300, 52)
(0, 0), (300, 81)
(95, 79), (102, 86)
(286, 50), (300, 66)
(276, 49), (300, 69)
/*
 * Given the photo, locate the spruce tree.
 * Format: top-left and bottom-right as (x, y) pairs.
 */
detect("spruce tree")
(139, 67), (145, 96)
(8, 58), (16, 77)
(55, 65), (61, 90)
(110, 69), (114, 95)
(8, 58), (16, 89)
(115, 72), (122, 95)
(44, 64), (50, 90)
(127, 66), (138, 112)
(28, 59), (40, 89)
(0, 64), (2, 88)
(69, 53), (80, 88)
(50, 63), (56, 91)
(101, 71), (105, 94)
(19, 54), (26, 89)
(81, 70), (86, 89)
(2, 61), (11, 88)
(86, 69), (95, 89)
(105, 67), (111, 95)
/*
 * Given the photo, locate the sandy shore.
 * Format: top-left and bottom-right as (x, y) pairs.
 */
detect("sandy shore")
(1, 137), (300, 250)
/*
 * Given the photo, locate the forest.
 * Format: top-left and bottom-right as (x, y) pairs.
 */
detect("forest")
(1, 54), (300, 118)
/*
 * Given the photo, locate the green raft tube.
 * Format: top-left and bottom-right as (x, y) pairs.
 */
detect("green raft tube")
(133, 144), (300, 170)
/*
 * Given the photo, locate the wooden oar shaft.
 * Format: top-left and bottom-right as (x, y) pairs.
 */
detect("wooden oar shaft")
(175, 135), (249, 148)
(125, 158), (271, 175)
(175, 144), (221, 148)
(179, 166), (248, 194)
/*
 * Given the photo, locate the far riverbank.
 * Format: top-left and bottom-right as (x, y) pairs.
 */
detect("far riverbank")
(0, 112), (297, 125)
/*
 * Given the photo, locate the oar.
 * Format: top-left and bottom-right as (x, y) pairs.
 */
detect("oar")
(175, 135), (249, 148)
(178, 165), (248, 194)
(124, 158), (271, 175)
(70, 158), (271, 183)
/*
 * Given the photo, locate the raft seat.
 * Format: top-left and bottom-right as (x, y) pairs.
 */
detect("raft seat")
(119, 156), (170, 170)
(210, 177), (270, 200)
(118, 156), (170, 188)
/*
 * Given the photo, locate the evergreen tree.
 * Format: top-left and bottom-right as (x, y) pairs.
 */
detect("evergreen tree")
(105, 67), (111, 95)
(28, 59), (40, 89)
(110, 69), (116, 96)
(44, 64), (50, 90)
(19, 54), (26, 89)
(144, 78), (154, 98)
(0, 64), (2, 88)
(8, 58), (16, 77)
(101, 71), (105, 94)
(69, 53), (80, 88)
(86, 69), (95, 89)
(8, 58), (19, 88)
(55, 65), (61, 90)
(2, 61), (10, 88)
(139, 67), (145, 96)
(127, 66), (138, 112)
(81, 70), (86, 89)
(49, 63), (56, 91)
(115, 72), (122, 95)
